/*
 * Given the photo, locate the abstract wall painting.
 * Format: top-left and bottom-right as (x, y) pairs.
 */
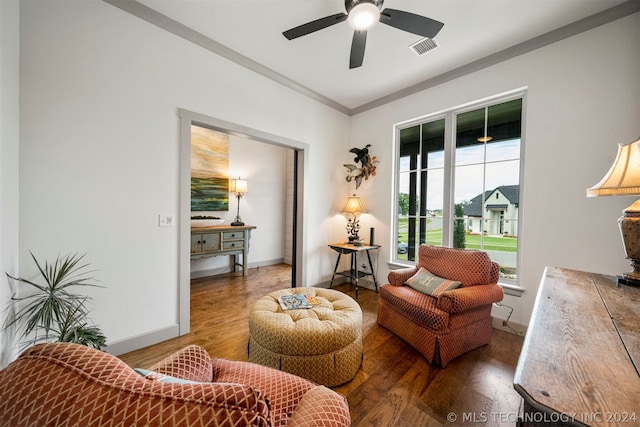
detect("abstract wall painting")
(191, 125), (229, 211)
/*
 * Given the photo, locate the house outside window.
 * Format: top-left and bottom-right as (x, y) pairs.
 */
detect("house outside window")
(394, 91), (524, 285)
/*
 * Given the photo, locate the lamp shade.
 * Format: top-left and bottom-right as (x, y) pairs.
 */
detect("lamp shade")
(342, 195), (366, 214)
(587, 137), (640, 197)
(230, 178), (248, 194)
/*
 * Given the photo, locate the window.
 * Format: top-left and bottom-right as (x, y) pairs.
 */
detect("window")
(394, 93), (524, 285)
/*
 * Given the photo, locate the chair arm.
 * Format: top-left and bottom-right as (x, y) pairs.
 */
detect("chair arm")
(388, 267), (419, 286)
(436, 283), (504, 313)
(149, 345), (213, 382)
(285, 385), (351, 427)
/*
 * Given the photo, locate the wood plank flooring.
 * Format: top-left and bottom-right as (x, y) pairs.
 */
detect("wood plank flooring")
(118, 264), (524, 426)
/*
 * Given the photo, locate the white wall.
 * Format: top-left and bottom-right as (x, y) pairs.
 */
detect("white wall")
(0, 0), (20, 368)
(19, 0), (349, 349)
(347, 13), (640, 327)
(15, 0), (639, 357)
(190, 135), (289, 278)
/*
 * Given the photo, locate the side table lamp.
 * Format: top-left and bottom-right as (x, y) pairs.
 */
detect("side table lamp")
(342, 194), (366, 244)
(230, 177), (248, 226)
(587, 136), (640, 286)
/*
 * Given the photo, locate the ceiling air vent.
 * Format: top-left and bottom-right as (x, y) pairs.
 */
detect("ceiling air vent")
(409, 38), (439, 56)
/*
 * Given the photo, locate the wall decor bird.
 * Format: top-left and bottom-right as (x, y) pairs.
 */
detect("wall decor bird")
(344, 144), (378, 189)
(350, 144), (371, 165)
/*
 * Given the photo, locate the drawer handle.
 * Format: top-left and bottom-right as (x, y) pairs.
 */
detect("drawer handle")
(230, 243), (235, 247)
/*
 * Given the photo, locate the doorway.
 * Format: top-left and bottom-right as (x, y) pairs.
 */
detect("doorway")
(178, 109), (308, 335)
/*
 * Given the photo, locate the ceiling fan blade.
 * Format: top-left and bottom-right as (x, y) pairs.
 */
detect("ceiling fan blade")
(283, 13), (348, 40)
(380, 8), (444, 38)
(349, 30), (367, 69)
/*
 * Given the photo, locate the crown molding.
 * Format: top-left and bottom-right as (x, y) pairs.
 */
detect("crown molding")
(104, 0), (639, 117)
(103, 0), (351, 115)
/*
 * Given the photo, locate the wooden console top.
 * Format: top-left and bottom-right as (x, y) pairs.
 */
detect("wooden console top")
(514, 267), (640, 426)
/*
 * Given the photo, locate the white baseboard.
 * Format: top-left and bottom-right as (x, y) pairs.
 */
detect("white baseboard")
(190, 258), (285, 279)
(491, 317), (527, 336)
(107, 324), (179, 356)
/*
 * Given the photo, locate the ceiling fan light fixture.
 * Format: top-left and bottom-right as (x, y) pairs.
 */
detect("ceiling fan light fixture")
(347, 3), (380, 30)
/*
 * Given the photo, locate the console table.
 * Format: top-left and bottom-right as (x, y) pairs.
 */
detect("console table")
(328, 242), (380, 300)
(514, 267), (640, 426)
(191, 225), (256, 276)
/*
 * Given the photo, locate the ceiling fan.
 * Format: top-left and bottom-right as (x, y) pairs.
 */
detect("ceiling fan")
(283, 0), (444, 69)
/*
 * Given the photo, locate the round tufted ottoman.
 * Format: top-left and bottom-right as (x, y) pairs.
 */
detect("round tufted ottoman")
(248, 287), (363, 387)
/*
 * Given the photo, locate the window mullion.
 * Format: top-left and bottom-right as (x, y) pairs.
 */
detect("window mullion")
(442, 111), (455, 246)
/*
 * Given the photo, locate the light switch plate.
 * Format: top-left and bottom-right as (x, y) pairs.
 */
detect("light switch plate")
(158, 214), (175, 227)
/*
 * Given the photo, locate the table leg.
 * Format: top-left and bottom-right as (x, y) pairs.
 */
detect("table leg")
(352, 252), (359, 301)
(330, 253), (342, 289)
(366, 249), (378, 292)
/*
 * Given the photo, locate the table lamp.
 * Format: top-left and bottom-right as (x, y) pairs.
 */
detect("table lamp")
(587, 136), (640, 286)
(230, 177), (248, 226)
(342, 194), (366, 243)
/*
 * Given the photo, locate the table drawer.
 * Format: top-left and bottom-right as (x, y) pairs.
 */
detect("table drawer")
(223, 231), (245, 240)
(223, 240), (244, 250)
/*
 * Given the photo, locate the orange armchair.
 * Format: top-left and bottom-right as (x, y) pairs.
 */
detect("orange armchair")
(0, 343), (350, 427)
(377, 245), (504, 367)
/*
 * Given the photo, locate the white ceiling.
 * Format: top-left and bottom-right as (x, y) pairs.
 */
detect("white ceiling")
(109, 0), (636, 114)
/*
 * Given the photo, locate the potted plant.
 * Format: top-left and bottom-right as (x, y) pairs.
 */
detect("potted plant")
(3, 252), (107, 351)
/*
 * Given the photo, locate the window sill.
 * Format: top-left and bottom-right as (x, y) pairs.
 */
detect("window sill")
(499, 282), (524, 297)
(387, 261), (415, 271)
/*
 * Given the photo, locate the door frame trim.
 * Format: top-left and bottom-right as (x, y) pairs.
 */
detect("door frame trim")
(178, 109), (307, 334)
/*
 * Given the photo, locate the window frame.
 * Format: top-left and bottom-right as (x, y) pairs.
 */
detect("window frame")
(391, 89), (527, 295)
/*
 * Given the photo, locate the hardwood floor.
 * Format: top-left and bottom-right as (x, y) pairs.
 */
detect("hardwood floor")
(119, 264), (525, 426)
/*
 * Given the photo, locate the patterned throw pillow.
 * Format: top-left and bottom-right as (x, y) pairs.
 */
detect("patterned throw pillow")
(405, 267), (462, 297)
(134, 368), (200, 384)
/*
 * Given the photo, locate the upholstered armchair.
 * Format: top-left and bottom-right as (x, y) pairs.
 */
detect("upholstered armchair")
(0, 343), (350, 427)
(377, 245), (504, 367)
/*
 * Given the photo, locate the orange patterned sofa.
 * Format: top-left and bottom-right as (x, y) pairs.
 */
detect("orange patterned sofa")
(377, 245), (504, 367)
(0, 342), (350, 427)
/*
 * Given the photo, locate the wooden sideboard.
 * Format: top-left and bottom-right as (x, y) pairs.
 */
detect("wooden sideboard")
(190, 225), (256, 276)
(514, 267), (640, 426)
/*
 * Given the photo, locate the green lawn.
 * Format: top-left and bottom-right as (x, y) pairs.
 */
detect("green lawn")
(397, 218), (517, 253)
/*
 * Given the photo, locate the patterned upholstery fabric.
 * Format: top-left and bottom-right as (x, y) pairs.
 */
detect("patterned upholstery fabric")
(248, 287), (362, 387)
(416, 244), (498, 287)
(378, 284), (449, 331)
(0, 342), (350, 427)
(149, 344), (213, 382)
(211, 358), (350, 427)
(377, 245), (503, 367)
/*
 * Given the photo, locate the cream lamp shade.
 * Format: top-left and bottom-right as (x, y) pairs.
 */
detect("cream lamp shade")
(342, 195), (367, 214)
(230, 178), (248, 195)
(587, 138), (640, 198)
(587, 137), (640, 286)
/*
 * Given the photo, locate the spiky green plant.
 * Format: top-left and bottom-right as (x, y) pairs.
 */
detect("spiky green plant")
(4, 252), (107, 351)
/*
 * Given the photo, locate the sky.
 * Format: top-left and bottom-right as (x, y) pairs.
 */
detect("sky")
(399, 139), (520, 211)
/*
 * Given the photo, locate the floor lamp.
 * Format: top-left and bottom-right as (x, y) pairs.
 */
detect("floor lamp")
(230, 177), (248, 226)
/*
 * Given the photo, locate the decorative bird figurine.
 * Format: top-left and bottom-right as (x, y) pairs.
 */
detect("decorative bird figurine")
(344, 145), (378, 190)
(344, 164), (365, 189)
(350, 144), (371, 166)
